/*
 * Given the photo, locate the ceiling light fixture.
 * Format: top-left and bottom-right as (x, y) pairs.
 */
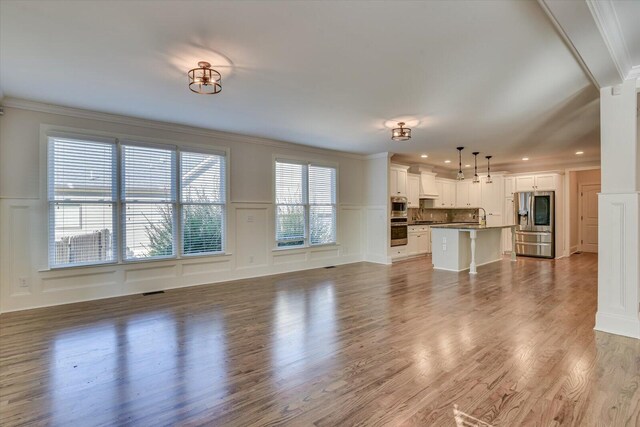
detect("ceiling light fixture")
(522, 157), (529, 161)
(188, 61), (222, 94)
(391, 122), (411, 141)
(575, 151), (584, 155)
(485, 155), (493, 184)
(444, 160), (451, 164)
(421, 154), (428, 158)
(472, 152), (480, 183)
(456, 147), (465, 180)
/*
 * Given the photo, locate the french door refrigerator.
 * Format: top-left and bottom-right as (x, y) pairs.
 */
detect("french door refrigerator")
(514, 191), (555, 258)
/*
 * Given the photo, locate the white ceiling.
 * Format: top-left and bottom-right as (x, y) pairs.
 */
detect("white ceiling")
(0, 0), (602, 169)
(611, 0), (640, 68)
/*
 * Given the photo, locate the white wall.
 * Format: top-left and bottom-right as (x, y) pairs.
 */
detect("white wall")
(0, 103), (382, 313)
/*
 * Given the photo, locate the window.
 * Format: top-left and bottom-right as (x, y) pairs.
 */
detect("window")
(180, 151), (226, 255)
(48, 134), (227, 268)
(48, 136), (116, 267)
(122, 144), (176, 260)
(275, 160), (337, 247)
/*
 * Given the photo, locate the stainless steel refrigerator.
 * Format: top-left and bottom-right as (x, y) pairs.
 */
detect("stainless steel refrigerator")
(514, 191), (555, 258)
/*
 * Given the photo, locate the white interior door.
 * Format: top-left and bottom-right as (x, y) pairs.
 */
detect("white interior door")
(580, 184), (600, 253)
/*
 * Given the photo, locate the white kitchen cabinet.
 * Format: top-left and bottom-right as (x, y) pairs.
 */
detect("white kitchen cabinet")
(419, 172), (438, 197)
(514, 174), (558, 192)
(407, 174), (420, 208)
(408, 225), (431, 256)
(504, 177), (515, 198)
(389, 165), (409, 197)
(481, 176), (503, 215)
(457, 180), (483, 208)
(436, 179), (456, 207)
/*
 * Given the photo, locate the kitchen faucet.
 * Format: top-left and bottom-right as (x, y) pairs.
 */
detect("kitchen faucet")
(478, 208), (487, 226)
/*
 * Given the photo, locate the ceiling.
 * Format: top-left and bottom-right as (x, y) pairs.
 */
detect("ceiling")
(0, 0), (604, 169)
(611, 0), (640, 69)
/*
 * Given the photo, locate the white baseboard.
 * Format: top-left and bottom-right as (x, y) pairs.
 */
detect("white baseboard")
(595, 311), (640, 339)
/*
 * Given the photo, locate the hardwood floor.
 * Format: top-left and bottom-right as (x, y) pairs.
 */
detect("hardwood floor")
(1, 254), (639, 426)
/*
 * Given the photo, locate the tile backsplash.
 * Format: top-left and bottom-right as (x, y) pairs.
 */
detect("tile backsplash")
(408, 207), (478, 223)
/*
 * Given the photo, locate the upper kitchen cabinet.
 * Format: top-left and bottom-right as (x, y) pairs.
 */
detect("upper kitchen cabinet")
(407, 174), (420, 207)
(514, 173), (559, 192)
(481, 175), (504, 214)
(419, 172), (438, 198)
(456, 180), (482, 208)
(435, 178), (456, 207)
(504, 177), (515, 198)
(389, 165), (409, 197)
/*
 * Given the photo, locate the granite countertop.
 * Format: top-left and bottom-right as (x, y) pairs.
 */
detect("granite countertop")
(430, 223), (516, 230)
(408, 221), (477, 226)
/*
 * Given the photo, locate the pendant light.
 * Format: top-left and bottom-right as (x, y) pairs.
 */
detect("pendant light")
(188, 61), (222, 94)
(456, 147), (465, 180)
(485, 155), (493, 184)
(391, 122), (411, 141)
(472, 152), (480, 183)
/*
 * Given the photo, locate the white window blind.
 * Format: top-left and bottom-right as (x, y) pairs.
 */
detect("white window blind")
(275, 160), (337, 247)
(48, 137), (116, 267)
(122, 144), (176, 260)
(180, 151), (226, 255)
(275, 161), (306, 247)
(309, 165), (337, 245)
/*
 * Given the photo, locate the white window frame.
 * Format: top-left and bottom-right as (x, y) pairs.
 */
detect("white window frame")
(46, 129), (229, 269)
(179, 148), (227, 257)
(274, 157), (338, 249)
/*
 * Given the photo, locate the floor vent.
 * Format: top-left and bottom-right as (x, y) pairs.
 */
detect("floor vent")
(142, 290), (165, 296)
(324, 266), (336, 269)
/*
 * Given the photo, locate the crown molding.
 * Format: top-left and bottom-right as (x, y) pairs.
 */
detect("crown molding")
(0, 97), (368, 160)
(586, 0), (634, 81)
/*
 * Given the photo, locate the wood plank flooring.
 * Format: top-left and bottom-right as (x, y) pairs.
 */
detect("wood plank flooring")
(1, 254), (639, 426)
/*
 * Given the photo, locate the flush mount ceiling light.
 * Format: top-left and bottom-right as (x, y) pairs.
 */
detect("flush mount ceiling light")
(456, 147), (465, 180)
(472, 152), (480, 183)
(485, 155), (493, 184)
(444, 160), (451, 164)
(522, 157), (529, 161)
(421, 154), (428, 158)
(188, 61), (222, 94)
(576, 151), (584, 155)
(391, 122), (411, 141)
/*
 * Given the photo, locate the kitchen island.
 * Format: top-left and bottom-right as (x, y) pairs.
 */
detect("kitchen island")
(430, 224), (516, 274)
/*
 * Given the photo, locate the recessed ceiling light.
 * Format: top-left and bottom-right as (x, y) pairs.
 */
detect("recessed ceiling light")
(575, 151), (584, 155)
(421, 154), (428, 158)
(444, 160), (451, 164)
(465, 164), (471, 168)
(522, 157), (529, 161)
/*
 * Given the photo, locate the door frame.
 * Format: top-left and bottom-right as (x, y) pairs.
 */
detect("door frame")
(562, 166), (600, 258)
(578, 182), (600, 253)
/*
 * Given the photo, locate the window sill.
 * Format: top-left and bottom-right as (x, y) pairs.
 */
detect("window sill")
(39, 252), (232, 272)
(271, 242), (340, 253)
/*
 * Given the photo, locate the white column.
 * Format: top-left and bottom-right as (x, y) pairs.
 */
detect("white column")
(469, 230), (477, 274)
(595, 79), (640, 339)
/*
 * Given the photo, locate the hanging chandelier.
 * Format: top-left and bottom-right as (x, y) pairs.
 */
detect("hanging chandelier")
(391, 122), (411, 141)
(472, 152), (480, 183)
(188, 61), (222, 94)
(485, 155), (493, 184)
(456, 147), (465, 180)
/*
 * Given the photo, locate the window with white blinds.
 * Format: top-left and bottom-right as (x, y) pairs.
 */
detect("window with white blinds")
(122, 144), (176, 260)
(180, 151), (226, 255)
(309, 165), (337, 245)
(47, 134), (228, 268)
(275, 160), (337, 247)
(48, 136), (116, 267)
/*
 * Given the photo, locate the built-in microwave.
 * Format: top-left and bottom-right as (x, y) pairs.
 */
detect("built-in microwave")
(390, 196), (408, 218)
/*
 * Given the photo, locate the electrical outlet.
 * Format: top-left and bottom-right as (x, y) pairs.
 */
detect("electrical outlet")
(442, 244), (447, 251)
(18, 277), (29, 288)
